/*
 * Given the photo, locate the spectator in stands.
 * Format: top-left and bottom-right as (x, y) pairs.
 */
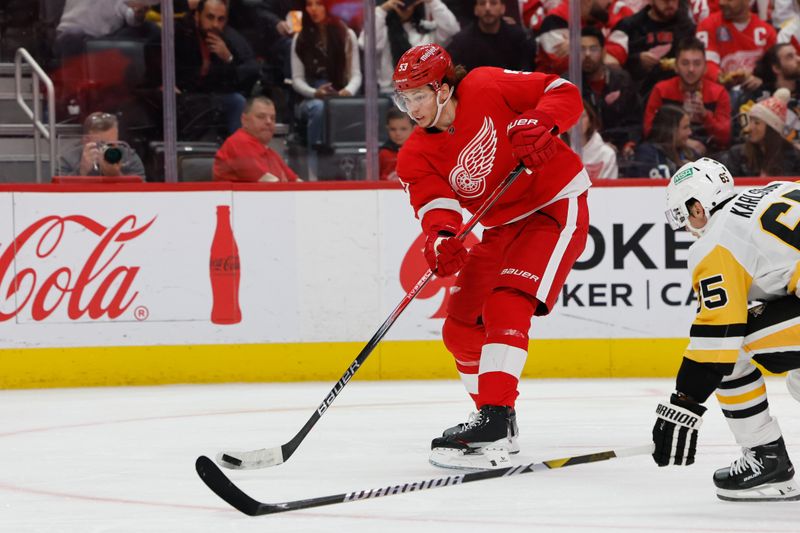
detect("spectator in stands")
(379, 108), (415, 180)
(447, 0), (533, 72)
(53, 0), (162, 117)
(626, 105), (698, 177)
(255, 0), (301, 51)
(55, 0), (159, 58)
(644, 38), (730, 154)
(719, 88), (800, 176)
(748, 44), (800, 138)
(536, 0), (621, 75)
(773, 0), (800, 29)
(251, 0), (304, 81)
(778, 0), (800, 55)
(578, 101), (618, 179)
(607, 0), (696, 97)
(696, 0), (776, 91)
(521, 0), (547, 32)
(752, 43), (800, 100)
(581, 27), (642, 153)
(361, 0), (459, 94)
(291, 0), (362, 179)
(173, 0), (260, 138)
(213, 96), (300, 182)
(59, 112), (146, 178)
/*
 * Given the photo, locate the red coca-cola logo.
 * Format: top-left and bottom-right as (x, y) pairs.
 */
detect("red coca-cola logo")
(0, 214), (155, 322)
(399, 232), (479, 318)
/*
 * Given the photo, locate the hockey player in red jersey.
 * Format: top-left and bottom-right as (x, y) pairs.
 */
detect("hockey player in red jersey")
(392, 43), (591, 469)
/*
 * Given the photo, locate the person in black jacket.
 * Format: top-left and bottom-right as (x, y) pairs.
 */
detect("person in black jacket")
(447, 0), (534, 72)
(172, 0), (260, 137)
(580, 26), (642, 153)
(626, 104), (698, 178)
(609, 0), (695, 97)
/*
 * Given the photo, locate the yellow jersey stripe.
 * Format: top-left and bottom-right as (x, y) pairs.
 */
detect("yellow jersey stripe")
(716, 383), (767, 405)
(684, 348), (739, 364)
(744, 323), (800, 352)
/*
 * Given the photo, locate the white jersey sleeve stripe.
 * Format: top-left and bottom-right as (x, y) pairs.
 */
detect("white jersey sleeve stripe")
(688, 336), (744, 351)
(417, 198), (462, 221)
(544, 77), (572, 93)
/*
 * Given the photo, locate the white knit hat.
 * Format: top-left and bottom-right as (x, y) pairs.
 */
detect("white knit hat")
(748, 88), (791, 135)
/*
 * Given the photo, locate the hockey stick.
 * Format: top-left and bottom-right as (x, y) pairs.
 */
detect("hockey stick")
(215, 163), (528, 471)
(197, 443), (655, 516)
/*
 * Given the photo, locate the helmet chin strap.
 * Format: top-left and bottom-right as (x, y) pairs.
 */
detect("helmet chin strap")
(687, 224), (707, 238)
(423, 86), (454, 129)
(687, 211), (712, 238)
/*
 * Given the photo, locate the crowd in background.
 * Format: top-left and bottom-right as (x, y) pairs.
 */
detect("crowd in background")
(2, 0), (800, 181)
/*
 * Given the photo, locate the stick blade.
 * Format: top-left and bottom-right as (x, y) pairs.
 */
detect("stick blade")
(196, 455), (275, 516)
(215, 447), (285, 470)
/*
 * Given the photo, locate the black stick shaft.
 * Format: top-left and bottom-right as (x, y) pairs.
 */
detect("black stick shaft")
(196, 444), (653, 516)
(277, 164), (527, 462)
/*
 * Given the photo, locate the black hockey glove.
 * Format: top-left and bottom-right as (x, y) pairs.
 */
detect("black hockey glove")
(652, 393), (706, 466)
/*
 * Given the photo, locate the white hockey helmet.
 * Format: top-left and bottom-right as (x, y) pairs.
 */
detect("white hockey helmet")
(665, 158), (735, 234)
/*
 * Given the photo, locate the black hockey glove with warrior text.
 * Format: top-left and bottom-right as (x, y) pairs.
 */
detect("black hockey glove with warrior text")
(652, 393), (706, 466)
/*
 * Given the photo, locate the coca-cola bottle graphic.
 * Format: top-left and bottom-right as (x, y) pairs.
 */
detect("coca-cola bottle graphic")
(210, 205), (242, 324)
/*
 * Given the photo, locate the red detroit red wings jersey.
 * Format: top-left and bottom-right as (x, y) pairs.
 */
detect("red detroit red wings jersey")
(396, 68), (590, 230)
(697, 13), (776, 80)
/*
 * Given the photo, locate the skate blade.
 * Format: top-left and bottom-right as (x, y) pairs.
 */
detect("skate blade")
(429, 446), (512, 471)
(717, 479), (800, 502)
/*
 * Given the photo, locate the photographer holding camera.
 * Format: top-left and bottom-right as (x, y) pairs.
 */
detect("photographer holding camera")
(59, 112), (146, 179)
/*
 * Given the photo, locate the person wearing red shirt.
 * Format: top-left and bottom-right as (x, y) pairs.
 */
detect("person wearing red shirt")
(696, 0), (776, 89)
(213, 96), (301, 182)
(379, 108), (414, 180)
(536, 0), (622, 75)
(644, 37), (731, 152)
(393, 43), (590, 469)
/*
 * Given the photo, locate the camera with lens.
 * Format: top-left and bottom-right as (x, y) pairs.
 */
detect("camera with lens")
(91, 140), (128, 174)
(97, 142), (123, 165)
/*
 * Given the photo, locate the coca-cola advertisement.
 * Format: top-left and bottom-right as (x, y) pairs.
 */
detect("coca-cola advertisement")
(0, 185), (695, 353)
(2, 193), (240, 336)
(0, 213), (154, 323)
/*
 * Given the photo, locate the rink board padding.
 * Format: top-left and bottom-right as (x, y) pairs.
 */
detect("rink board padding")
(0, 179), (783, 389)
(0, 338), (688, 388)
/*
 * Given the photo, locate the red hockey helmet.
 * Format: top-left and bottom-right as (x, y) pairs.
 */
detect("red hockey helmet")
(392, 44), (455, 92)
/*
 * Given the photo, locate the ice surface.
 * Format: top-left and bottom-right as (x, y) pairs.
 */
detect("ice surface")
(1, 378), (798, 532)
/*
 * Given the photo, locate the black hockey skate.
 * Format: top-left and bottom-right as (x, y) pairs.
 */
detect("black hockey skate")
(441, 407), (520, 453)
(429, 405), (517, 470)
(713, 437), (800, 501)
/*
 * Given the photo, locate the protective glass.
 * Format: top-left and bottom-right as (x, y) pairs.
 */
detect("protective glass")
(392, 89), (435, 113)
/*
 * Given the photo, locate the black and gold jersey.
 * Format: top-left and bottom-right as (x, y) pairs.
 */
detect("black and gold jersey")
(685, 181), (800, 365)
